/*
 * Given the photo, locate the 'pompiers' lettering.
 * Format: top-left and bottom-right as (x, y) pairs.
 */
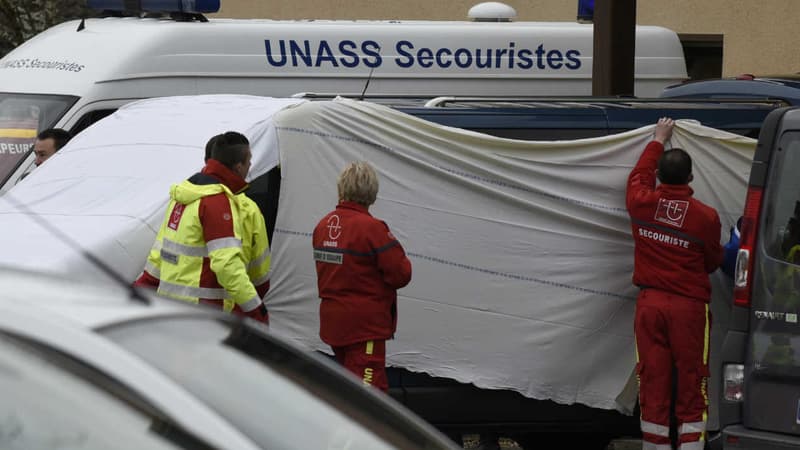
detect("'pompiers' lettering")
(638, 227), (690, 249)
(264, 39), (581, 71)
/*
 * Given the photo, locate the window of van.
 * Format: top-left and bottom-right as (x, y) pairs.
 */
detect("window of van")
(752, 132), (800, 371)
(0, 93), (77, 185)
(71, 109), (116, 136)
(762, 133), (800, 264)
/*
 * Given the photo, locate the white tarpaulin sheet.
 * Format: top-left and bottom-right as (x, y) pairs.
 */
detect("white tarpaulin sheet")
(0, 95), (303, 282)
(0, 95), (756, 412)
(265, 99), (755, 411)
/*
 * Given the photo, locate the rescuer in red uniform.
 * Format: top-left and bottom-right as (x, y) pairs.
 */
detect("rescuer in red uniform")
(312, 161), (412, 392)
(627, 118), (723, 450)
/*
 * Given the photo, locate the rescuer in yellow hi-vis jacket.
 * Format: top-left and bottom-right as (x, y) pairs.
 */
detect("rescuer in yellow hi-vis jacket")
(135, 132), (270, 324)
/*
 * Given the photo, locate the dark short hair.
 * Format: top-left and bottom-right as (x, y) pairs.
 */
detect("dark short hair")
(657, 148), (692, 185)
(37, 128), (72, 151)
(204, 134), (222, 162)
(209, 131), (249, 169)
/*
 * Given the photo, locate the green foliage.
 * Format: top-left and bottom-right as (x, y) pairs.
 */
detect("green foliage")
(0, 0), (90, 57)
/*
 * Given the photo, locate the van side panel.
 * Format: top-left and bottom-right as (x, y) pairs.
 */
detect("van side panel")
(0, 18), (686, 99)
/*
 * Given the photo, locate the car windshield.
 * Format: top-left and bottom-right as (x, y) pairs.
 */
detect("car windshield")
(0, 333), (188, 450)
(104, 318), (399, 450)
(0, 92), (77, 186)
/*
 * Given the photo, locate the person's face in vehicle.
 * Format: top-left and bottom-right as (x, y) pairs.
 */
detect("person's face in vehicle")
(33, 138), (57, 166)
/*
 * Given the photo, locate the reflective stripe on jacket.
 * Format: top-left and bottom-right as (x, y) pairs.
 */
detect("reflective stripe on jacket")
(235, 194), (271, 309)
(142, 193), (270, 310)
(147, 160), (261, 312)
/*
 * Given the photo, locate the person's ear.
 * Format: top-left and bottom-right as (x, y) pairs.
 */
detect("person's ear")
(688, 173), (694, 183)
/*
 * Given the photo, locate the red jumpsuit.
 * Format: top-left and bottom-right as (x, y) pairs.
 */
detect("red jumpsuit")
(626, 141), (723, 450)
(312, 201), (412, 391)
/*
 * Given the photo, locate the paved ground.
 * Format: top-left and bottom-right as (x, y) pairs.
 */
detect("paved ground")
(459, 434), (643, 449)
(460, 435), (522, 449)
(606, 439), (643, 450)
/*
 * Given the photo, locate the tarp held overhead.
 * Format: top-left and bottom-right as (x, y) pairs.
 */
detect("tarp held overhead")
(268, 99), (753, 411)
(0, 95), (755, 412)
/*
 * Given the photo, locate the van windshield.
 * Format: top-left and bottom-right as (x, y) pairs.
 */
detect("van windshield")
(0, 93), (77, 186)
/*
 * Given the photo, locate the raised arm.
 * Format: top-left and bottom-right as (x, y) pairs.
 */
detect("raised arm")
(626, 118), (674, 209)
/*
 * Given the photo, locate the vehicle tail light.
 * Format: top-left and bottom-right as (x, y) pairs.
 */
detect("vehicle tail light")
(734, 187), (763, 308)
(723, 364), (745, 402)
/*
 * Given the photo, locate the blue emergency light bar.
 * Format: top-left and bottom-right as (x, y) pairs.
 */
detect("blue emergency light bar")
(577, 0), (594, 22)
(87, 0), (220, 14)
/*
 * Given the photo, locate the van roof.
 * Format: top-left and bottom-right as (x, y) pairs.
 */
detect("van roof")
(0, 16), (686, 97)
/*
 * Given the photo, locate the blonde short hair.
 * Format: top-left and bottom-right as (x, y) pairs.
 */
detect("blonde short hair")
(337, 161), (379, 206)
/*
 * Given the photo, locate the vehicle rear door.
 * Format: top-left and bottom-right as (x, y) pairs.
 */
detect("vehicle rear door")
(745, 107), (800, 435)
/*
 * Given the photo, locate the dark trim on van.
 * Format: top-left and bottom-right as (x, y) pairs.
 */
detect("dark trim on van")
(750, 107), (794, 187)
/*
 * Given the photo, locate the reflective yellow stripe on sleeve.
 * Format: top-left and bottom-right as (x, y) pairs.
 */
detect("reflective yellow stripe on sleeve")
(207, 237), (242, 252)
(238, 295), (262, 312)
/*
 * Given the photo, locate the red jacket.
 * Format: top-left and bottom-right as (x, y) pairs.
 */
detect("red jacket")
(313, 201), (412, 346)
(626, 141), (723, 301)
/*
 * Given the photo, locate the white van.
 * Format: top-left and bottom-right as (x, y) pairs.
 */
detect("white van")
(0, 2), (686, 191)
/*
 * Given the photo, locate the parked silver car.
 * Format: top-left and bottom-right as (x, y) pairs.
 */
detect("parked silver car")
(0, 267), (459, 450)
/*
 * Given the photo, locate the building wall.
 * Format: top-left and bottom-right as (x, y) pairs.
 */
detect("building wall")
(213, 0), (799, 78)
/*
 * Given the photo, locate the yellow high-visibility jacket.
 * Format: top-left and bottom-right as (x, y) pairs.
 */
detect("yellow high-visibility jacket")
(143, 166), (269, 313)
(232, 193), (271, 310)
